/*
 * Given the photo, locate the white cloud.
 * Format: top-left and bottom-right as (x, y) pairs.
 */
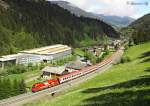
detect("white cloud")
(90, 0), (137, 17)
(49, 0), (138, 18)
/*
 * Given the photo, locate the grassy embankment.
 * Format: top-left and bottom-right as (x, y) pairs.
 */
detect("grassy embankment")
(25, 42), (150, 106)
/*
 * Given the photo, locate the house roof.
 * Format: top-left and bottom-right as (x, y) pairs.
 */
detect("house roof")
(41, 66), (66, 75)
(66, 61), (87, 70)
(0, 54), (19, 62)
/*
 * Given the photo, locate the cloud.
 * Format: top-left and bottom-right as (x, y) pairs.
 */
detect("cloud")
(48, 0), (140, 18)
(90, 0), (137, 17)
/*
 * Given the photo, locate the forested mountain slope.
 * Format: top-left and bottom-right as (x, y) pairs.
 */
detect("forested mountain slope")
(122, 13), (150, 44)
(0, 0), (119, 56)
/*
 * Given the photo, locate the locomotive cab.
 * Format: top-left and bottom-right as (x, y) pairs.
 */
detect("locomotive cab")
(32, 83), (46, 92)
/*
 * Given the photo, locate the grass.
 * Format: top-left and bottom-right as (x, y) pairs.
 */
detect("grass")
(79, 39), (98, 47)
(4, 69), (40, 80)
(74, 48), (85, 56)
(24, 42), (150, 106)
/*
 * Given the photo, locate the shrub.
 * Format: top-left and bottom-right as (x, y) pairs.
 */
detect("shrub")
(0, 69), (8, 76)
(124, 45), (129, 51)
(84, 51), (97, 65)
(0, 78), (26, 100)
(51, 55), (76, 66)
(96, 57), (102, 63)
(7, 65), (27, 74)
(120, 56), (131, 63)
(105, 50), (110, 55)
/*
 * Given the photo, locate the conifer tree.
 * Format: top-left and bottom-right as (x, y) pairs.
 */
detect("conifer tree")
(19, 79), (27, 94)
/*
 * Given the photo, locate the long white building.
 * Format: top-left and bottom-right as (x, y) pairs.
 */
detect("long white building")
(0, 54), (19, 69)
(0, 44), (72, 68)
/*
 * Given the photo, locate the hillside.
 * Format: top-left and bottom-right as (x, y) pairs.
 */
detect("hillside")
(0, 0), (119, 56)
(51, 1), (134, 28)
(122, 13), (150, 44)
(97, 14), (134, 27)
(51, 1), (95, 18)
(24, 42), (150, 106)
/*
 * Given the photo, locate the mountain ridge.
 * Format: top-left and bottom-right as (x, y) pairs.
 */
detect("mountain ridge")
(51, 0), (135, 28)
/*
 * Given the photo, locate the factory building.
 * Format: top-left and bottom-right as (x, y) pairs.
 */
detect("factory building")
(17, 44), (72, 64)
(0, 54), (19, 69)
(0, 44), (72, 68)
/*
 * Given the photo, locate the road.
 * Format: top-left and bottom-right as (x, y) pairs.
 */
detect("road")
(0, 49), (124, 106)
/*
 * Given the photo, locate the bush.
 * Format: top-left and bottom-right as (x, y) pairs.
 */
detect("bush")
(51, 55), (76, 66)
(124, 45), (129, 51)
(39, 62), (45, 70)
(27, 63), (39, 71)
(84, 51), (97, 65)
(0, 78), (26, 100)
(7, 65), (27, 74)
(96, 57), (102, 63)
(120, 56), (131, 63)
(0, 69), (8, 76)
(105, 50), (110, 55)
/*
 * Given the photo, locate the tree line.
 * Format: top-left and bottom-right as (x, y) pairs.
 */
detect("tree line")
(121, 13), (150, 44)
(0, 78), (26, 100)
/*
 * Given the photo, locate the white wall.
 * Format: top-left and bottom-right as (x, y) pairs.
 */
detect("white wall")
(17, 49), (72, 65)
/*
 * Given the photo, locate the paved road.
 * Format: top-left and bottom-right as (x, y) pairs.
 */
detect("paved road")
(0, 49), (124, 106)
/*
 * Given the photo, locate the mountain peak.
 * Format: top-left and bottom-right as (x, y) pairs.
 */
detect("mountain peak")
(51, 1), (135, 28)
(51, 0), (77, 8)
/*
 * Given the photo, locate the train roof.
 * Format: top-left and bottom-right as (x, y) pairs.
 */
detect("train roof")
(59, 70), (80, 78)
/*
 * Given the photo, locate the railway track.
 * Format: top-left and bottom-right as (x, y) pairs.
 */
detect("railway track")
(0, 49), (124, 106)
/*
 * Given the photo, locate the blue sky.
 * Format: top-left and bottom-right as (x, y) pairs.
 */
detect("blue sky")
(49, 0), (150, 19)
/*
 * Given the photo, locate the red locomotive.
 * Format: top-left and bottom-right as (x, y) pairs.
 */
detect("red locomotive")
(32, 78), (59, 92)
(32, 51), (119, 92)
